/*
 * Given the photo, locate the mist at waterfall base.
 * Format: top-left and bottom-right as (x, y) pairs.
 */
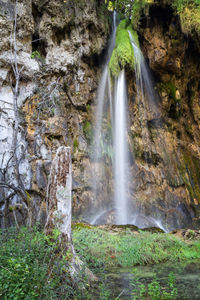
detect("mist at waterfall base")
(83, 15), (167, 232)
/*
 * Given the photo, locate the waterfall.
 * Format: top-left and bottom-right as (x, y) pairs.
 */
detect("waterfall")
(93, 12), (117, 161)
(92, 12), (117, 162)
(88, 12), (117, 224)
(92, 66), (109, 162)
(114, 70), (129, 224)
(128, 30), (166, 230)
(128, 30), (159, 112)
(128, 31), (153, 160)
(87, 17), (165, 230)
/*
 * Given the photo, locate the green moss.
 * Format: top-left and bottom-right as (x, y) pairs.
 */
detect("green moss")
(179, 150), (200, 205)
(83, 121), (92, 142)
(158, 82), (180, 102)
(171, 0), (200, 34)
(131, 0), (153, 30)
(73, 138), (79, 151)
(71, 222), (92, 230)
(130, 0), (200, 35)
(109, 19), (139, 77)
(166, 82), (178, 101)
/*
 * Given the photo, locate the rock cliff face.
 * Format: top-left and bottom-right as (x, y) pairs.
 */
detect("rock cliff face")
(0, 0), (109, 226)
(126, 2), (200, 230)
(0, 0), (200, 230)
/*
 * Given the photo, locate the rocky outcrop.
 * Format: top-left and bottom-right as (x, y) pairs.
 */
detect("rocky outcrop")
(0, 0), (109, 226)
(125, 2), (200, 230)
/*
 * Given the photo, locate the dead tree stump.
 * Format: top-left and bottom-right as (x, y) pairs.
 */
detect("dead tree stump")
(45, 146), (72, 239)
(45, 146), (97, 282)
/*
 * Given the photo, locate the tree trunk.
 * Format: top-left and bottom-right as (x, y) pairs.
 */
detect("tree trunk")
(45, 146), (97, 282)
(45, 146), (72, 238)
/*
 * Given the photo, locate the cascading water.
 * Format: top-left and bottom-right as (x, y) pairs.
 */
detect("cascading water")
(128, 30), (159, 115)
(88, 12), (117, 224)
(93, 11), (117, 163)
(128, 31), (159, 160)
(114, 70), (130, 224)
(128, 30), (166, 231)
(86, 15), (165, 230)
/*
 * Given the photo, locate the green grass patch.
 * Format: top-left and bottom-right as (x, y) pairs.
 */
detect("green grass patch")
(72, 226), (200, 269)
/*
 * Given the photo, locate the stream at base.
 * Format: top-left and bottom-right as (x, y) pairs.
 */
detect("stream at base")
(91, 260), (200, 299)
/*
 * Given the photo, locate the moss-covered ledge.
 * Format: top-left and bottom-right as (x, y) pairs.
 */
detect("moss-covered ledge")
(109, 19), (139, 77)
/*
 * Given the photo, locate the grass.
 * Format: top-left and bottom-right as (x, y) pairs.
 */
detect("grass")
(72, 225), (200, 269)
(1, 225), (200, 299)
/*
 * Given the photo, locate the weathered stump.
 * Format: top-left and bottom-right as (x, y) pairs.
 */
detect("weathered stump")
(45, 146), (72, 238)
(45, 146), (97, 282)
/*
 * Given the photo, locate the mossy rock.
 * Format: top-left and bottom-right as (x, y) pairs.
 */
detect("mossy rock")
(131, 0), (154, 30)
(83, 121), (92, 142)
(71, 222), (92, 230)
(73, 138), (79, 151)
(171, 0), (200, 35)
(143, 227), (165, 233)
(179, 150), (200, 205)
(109, 19), (139, 77)
(158, 82), (180, 102)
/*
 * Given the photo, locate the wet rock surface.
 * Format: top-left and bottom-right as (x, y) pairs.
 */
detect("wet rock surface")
(0, 0), (109, 226)
(123, 2), (200, 230)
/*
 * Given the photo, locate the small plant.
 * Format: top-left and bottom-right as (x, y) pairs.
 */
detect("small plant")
(73, 138), (79, 151)
(131, 272), (178, 299)
(31, 50), (41, 60)
(83, 121), (92, 142)
(0, 227), (90, 299)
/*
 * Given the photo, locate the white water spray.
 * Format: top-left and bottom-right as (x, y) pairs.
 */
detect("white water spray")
(93, 12), (117, 162)
(114, 70), (129, 224)
(128, 30), (159, 119)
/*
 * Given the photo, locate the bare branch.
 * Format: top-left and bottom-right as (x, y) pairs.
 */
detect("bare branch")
(0, 99), (13, 106)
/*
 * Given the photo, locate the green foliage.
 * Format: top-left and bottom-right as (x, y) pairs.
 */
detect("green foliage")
(109, 19), (139, 77)
(131, 0), (151, 30)
(31, 50), (41, 60)
(108, 0), (200, 34)
(73, 226), (200, 269)
(171, 0), (200, 34)
(131, 272), (178, 299)
(0, 227), (85, 300)
(171, 0), (200, 13)
(161, 82), (180, 102)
